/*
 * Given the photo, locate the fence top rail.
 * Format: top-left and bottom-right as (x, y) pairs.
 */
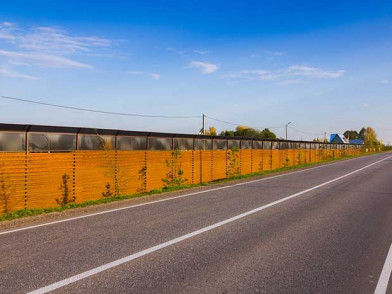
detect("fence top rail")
(0, 122), (356, 146)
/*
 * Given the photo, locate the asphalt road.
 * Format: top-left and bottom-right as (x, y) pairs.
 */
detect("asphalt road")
(1, 152), (392, 294)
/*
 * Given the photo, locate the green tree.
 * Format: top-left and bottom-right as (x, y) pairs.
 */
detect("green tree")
(220, 130), (235, 137)
(364, 127), (379, 146)
(359, 127), (366, 140)
(343, 130), (359, 140)
(259, 128), (277, 139)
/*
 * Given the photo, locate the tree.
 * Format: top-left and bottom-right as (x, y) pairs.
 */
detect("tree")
(259, 128), (277, 139)
(220, 130), (234, 137)
(200, 126), (217, 136)
(208, 126), (217, 136)
(359, 127), (366, 140)
(343, 130), (359, 140)
(234, 126), (260, 137)
(218, 126), (277, 139)
(364, 127), (378, 146)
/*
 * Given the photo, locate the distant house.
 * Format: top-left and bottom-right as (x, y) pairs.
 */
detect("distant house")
(330, 134), (348, 144)
(349, 139), (364, 145)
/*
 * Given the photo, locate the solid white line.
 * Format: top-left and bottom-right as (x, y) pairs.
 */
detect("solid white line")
(374, 243), (392, 294)
(0, 153), (387, 236)
(27, 155), (391, 294)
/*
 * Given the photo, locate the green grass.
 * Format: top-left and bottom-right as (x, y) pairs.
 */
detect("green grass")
(0, 153), (379, 222)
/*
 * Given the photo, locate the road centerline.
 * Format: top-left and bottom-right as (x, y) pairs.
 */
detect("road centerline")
(26, 155), (391, 294)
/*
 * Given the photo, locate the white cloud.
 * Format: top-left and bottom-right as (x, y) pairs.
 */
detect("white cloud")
(224, 65), (345, 82)
(0, 24), (112, 55)
(0, 67), (37, 80)
(189, 61), (218, 74)
(166, 47), (210, 56)
(193, 50), (209, 55)
(380, 79), (390, 84)
(288, 65), (345, 79)
(270, 51), (286, 56)
(277, 79), (303, 85)
(0, 50), (92, 68)
(0, 22), (114, 70)
(126, 71), (161, 79)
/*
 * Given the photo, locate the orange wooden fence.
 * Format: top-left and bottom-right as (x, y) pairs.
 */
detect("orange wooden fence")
(0, 146), (372, 214)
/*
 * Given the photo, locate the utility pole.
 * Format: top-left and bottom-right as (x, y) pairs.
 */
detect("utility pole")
(202, 114), (206, 135)
(285, 122), (291, 140)
(324, 132), (327, 143)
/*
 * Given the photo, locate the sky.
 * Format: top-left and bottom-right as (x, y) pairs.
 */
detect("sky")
(0, 0), (391, 143)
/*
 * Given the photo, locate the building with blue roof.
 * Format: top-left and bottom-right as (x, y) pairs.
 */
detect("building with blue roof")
(330, 134), (348, 144)
(349, 139), (364, 145)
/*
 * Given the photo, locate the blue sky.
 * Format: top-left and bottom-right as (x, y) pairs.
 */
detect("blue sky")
(0, 0), (391, 142)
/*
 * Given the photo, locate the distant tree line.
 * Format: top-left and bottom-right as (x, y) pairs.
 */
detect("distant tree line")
(344, 127), (381, 146)
(201, 125), (277, 139)
(219, 126), (277, 139)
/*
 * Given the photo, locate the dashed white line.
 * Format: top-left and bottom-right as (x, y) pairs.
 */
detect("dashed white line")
(27, 155), (391, 294)
(374, 243), (392, 294)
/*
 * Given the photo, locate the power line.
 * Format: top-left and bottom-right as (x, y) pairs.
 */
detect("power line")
(288, 125), (327, 137)
(0, 95), (201, 119)
(206, 115), (285, 130)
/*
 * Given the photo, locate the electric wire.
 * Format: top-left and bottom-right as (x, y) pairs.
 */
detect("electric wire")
(0, 95), (201, 119)
(206, 115), (285, 130)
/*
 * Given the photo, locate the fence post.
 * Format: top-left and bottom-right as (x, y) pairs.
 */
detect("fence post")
(251, 139), (254, 173)
(24, 127), (30, 210)
(114, 132), (119, 196)
(211, 138), (214, 181)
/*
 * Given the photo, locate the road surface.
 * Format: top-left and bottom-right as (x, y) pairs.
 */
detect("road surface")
(1, 152), (392, 294)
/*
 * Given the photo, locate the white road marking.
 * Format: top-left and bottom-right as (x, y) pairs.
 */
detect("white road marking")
(27, 155), (391, 294)
(1, 154), (386, 236)
(374, 243), (392, 294)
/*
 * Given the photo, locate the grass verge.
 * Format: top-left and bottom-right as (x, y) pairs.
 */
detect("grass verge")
(0, 153), (379, 222)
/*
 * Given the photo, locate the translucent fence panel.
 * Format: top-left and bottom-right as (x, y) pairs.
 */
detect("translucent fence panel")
(148, 137), (172, 151)
(29, 133), (76, 152)
(0, 132), (25, 152)
(117, 136), (147, 150)
(174, 138), (194, 151)
(213, 139), (227, 150)
(79, 134), (115, 150)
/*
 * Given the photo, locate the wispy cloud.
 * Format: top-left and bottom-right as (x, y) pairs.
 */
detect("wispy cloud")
(189, 61), (218, 74)
(288, 65), (345, 79)
(0, 67), (37, 80)
(126, 71), (161, 79)
(0, 23), (112, 55)
(0, 22), (114, 69)
(166, 47), (209, 56)
(224, 65), (345, 82)
(380, 79), (390, 84)
(269, 51), (286, 56)
(0, 50), (92, 68)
